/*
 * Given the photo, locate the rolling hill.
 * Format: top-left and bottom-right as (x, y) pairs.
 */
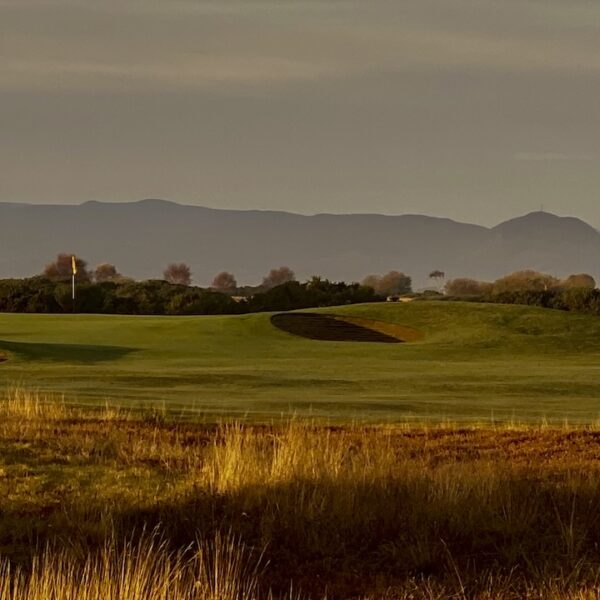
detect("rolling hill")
(1, 200), (599, 287)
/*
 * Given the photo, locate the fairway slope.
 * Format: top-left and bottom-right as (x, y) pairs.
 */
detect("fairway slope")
(2, 301), (600, 421)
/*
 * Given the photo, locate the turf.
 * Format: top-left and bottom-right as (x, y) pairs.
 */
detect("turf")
(1, 301), (600, 422)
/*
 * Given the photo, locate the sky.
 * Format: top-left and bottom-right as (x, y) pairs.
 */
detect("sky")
(2, 0), (600, 226)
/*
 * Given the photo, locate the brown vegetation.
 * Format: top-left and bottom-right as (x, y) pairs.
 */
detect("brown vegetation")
(2, 389), (600, 598)
(211, 271), (238, 293)
(562, 273), (596, 289)
(446, 270), (597, 297)
(94, 262), (121, 282)
(43, 253), (90, 282)
(444, 277), (492, 297)
(262, 266), (296, 290)
(362, 271), (412, 296)
(493, 269), (559, 293)
(163, 263), (192, 286)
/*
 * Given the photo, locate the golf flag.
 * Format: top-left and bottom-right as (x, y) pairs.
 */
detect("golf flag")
(71, 255), (77, 276)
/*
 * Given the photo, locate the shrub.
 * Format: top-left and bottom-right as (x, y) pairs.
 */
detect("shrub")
(444, 278), (491, 297)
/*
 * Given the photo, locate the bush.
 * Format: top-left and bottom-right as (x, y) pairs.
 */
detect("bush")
(493, 270), (559, 293)
(361, 271), (412, 296)
(444, 278), (491, 297)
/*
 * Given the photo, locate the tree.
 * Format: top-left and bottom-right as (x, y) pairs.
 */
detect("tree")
(429, 270), (446, 280)
(361, 275), (380, 291)
(211, 271), (237, 293)
(44, 253), (90, 282)
(379, 271), (412, 295)
(163, 263), (191, 286)
(361, 271), (412, 296)
(94, 263), (120, 283)
(445, 278), (491, 297)
(262, 266), (296, 290)
(493, 270), (559, 293)
(561, 273), (596, 290)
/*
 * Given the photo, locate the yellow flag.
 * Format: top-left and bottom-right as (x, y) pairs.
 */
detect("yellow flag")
(71, 255), (77, 275)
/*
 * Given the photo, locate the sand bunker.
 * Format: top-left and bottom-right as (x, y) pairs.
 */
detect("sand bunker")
(271, 313), (423, 343)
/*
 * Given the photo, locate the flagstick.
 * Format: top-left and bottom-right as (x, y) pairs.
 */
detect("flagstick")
(71, 255), (77, 314)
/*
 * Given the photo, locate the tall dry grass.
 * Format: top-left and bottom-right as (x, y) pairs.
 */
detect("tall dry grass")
(3, 388), (600, 598)
(0, 533), (265, 600)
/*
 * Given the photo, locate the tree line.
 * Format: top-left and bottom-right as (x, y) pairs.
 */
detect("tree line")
(443, 270), (600, 315)
(0, 254), (414, 314)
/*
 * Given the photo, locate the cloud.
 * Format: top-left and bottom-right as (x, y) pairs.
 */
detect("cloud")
(514, 152), (597, 162)
(1, 55), (342, 93)
(4, 0), (600, 96)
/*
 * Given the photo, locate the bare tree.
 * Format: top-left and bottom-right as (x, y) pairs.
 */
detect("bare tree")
(163, 263), (191, 286)
(44, 253), (90, 282)
(94, 263), (120, 283)
(262, 266), (295, 290)
(211, 271), (237, 293)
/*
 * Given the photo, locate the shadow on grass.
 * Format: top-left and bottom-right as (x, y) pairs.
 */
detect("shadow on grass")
(6, 475), (600, 598)
(0, 340), (137, 364)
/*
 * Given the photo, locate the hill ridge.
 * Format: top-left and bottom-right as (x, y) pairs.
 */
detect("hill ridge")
(1, 201), (598, 286)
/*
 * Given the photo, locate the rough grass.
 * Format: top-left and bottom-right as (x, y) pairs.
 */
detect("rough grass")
(3, 302), (600, 421)
(4, 390), (600, 598)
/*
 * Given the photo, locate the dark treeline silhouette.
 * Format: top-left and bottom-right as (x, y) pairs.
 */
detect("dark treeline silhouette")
(0, 276), (381, 315)
(0, 254), (410, 315)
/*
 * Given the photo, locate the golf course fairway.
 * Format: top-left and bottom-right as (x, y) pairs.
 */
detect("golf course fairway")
(1, 301), (599, 422)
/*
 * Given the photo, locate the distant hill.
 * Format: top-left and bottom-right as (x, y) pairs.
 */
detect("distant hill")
(1, 200), (598, 287)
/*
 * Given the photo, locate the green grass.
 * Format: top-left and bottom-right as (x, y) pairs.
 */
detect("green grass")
(1, 301), (600, 422)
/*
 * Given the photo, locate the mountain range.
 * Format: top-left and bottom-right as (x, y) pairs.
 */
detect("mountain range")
(1, 200), (598, 288)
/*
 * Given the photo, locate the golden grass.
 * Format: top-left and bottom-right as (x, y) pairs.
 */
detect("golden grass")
(0, 534), (264, 600)
(0, 387), (71, 420)
(3, 388), (600, 598)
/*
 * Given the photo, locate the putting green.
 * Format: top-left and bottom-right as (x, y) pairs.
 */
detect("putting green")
(1, 301), (600, 422)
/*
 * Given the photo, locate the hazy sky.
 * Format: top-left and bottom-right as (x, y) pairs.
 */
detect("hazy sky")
(2, 0), (600, 226)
